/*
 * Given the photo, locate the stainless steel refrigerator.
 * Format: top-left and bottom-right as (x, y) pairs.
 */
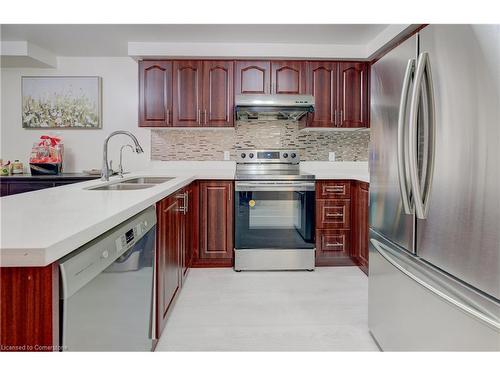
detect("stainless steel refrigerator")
(368, 24), (500, 351)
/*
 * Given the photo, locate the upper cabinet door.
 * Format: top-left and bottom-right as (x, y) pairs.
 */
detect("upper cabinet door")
(338, 62), (369, 128)
(307, 61), (338, 127)
(202, 61), (234, 127)
(139, 61), (172, 127)
(271, 61), (307, 94)
(173, 60), (203, 126)
(234, 61), (271, 95)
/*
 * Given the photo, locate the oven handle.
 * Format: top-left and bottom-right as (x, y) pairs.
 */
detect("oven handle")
(235, 181), (315, 192)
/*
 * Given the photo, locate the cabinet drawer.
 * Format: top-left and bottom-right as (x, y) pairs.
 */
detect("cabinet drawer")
(316, 181), (351, 199)
(315, 229), (352, 266)
(316, 199), (350, 229)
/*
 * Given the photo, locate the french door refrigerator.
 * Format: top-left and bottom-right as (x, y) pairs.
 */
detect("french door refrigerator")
(369, 24), (500, 351)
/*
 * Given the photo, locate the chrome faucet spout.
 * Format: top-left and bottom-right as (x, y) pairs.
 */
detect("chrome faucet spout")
(101, 131), (144, 181)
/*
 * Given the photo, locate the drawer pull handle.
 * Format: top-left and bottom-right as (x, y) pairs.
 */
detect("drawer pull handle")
(325, 186), (344, 192)
(325, 243), (343, 247)
(326, 213), (343, 217)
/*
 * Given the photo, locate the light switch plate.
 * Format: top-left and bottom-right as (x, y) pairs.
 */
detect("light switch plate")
(329, 152), (336, 161)
(223, 151), (230, 160)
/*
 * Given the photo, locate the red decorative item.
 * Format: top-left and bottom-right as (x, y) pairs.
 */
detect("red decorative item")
(30, 135), (64, 175)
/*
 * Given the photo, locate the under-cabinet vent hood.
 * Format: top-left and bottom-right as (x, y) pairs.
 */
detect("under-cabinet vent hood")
(235, 94), (315, 121)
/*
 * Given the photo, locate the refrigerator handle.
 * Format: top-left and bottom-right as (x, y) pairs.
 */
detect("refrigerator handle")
(408, 52), (436, 219)
(371, 238), (500, 331)
(397, 58), (415, 215)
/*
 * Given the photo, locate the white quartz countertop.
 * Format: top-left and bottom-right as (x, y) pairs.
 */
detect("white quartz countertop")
(0, 161), (368, 267)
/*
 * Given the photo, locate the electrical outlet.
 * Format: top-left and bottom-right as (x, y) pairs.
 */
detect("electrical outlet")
(329, 152), (336, 161)
(223, 151), (230, 160)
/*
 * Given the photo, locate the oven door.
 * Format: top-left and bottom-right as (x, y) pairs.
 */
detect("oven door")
(235, 181), (315, 249)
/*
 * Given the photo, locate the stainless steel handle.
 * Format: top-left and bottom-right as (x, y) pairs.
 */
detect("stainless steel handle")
(408, 52), (436, 219)
(184, 192), (188, 214)
(166, 109), (170, 125)
(326, 213), (343, 218)
(325, 187), (344, 193)
(397, 58), (415, 215)
(197, 109), (201, 125)
(371, 238), (500, 331)
(176, 193), (187, 214)
(325, 242), (343, 247)
(204, 110), (207, 125)
(235, 181), (315, 192)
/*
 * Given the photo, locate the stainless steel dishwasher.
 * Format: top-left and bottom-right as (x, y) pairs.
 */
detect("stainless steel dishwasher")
(59, 206), (156, 351)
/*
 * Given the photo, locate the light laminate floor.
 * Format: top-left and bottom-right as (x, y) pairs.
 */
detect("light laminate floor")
(155, 267), (379, 351)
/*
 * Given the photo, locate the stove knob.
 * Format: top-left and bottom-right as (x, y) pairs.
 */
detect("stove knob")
(240, 153), (246, 159)
(249, 153), (254, 158)
(291, 153), (297, 158)
(283, 153), (288, 158)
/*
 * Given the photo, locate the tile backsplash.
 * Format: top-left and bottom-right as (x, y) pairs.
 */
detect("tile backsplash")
(151, 120), (369, 161)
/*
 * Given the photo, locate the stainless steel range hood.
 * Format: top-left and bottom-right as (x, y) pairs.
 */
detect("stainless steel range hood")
(235, 94), (314, 121)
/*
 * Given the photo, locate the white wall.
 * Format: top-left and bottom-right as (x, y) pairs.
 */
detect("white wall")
(0, 57), (151, 173)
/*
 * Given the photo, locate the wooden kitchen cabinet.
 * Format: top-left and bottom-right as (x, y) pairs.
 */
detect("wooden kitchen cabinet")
(139, 60), (173, 127)
(306, 61), (369, 128)
(315, 180), (354, 266)
(195, 180), (234, 266)
(183, 182), (199, 278)
(307, 61), (338, 127)
(172, 60), (203, 126)
(202, 60), (234, 126)
(271, 61), (307, 94)
(351, 181), (369, 274)
(156, 192), (184, 336)
(234, 60), (271, 95)
(338, 62), (369, 128)
(316, 229), (352, 267)
(0, 263), (59, 351)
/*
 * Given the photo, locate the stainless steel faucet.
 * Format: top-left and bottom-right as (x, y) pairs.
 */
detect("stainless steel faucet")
(118, 144), (134, 178)
(102, 131), (144, 181)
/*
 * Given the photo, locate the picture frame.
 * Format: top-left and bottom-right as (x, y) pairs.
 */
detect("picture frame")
(21, 76), (102, 129)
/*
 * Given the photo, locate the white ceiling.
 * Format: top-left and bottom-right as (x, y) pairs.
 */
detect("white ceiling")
(0, 24), (389, 57)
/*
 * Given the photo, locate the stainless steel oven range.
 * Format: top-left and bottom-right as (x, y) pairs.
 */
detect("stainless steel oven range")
(234, 150), (315, 271)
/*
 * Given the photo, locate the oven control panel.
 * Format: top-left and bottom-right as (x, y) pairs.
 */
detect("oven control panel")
(237, 150), (300, 164)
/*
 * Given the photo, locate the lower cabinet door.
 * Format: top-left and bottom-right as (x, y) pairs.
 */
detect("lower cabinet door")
(353, 181), (369, 274)
(315, 229), (353, 266)
(198, 181), (234, 265)
(156, 195), (181, 336)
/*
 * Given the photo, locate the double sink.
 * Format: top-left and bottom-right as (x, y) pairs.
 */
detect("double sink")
(88, 177), (175, 191)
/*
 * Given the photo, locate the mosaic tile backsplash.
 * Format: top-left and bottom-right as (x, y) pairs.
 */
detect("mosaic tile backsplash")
(151, 120), (370, 161)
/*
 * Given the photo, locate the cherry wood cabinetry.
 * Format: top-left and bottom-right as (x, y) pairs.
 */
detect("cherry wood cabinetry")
(172, 60), (203, 126)
(139, 61), (173, 127)
(0, 263), (59, 351)
(183, 182), (199, 277)
(195, 180), (234, 267)
(202, 61), (234, 126)
(156, 193), (183, 337)
(307, 61), (338, 127)
(139, 59), (368, 128)
(271, 61), (307, 94)
(351, 181), (370, 274)
(338, 62), (369, 128)
(314, 180), (370, 272)
(306, 61), (369, 128)
(315, 180), (354, 267)
(234, 60), (271, 95)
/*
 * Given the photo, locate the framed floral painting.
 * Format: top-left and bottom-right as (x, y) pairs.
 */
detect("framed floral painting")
(22, 76), (102, 129)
